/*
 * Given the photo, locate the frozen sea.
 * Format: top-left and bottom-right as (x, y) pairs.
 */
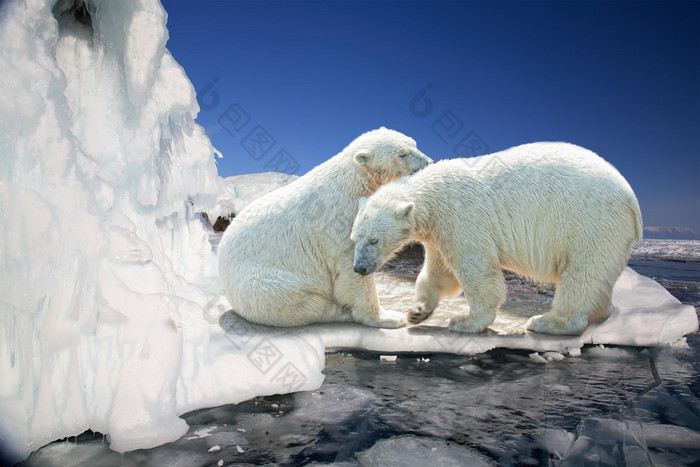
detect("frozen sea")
(19, 239), (700, 466)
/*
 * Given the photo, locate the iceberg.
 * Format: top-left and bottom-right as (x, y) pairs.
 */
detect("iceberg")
(0, 0), (696, 464)
(0, 0), (320, 462)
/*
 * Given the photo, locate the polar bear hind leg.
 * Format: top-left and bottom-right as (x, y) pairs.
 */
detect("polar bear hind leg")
(332, 267), (407, 328)
(228, 267), (344, 327)
(526, 261), (617, 335)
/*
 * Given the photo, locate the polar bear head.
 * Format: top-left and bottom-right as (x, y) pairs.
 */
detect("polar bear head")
(349, 127), (432, 184)
(351, 182), (415, 276)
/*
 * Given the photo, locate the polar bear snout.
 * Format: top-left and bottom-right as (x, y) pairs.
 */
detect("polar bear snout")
(409, 148), (433, 173)
(353, 263), (371, 276)
(353, 244), (379, 276)
(353, 256), (378, 276)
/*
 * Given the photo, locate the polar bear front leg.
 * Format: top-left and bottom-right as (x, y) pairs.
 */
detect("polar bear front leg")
(448, 261), (505, 333)
(409, 245), (461, 324)
(334, 268), (407, 328)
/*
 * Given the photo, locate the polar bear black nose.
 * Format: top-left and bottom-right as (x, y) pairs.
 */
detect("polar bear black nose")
(354, 264), (369, 276)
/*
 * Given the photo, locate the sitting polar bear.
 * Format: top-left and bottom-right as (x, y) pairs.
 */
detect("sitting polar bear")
(351, 142), (642, 335)
(218, 127), (432, 328)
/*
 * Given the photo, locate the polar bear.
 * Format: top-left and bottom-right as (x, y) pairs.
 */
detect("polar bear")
(218, 127), (432, 328)
(351, 142), (642, 335)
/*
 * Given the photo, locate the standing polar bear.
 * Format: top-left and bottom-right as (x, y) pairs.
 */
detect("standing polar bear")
(218, 128), (432, 328)
(351, 142), (642, 335)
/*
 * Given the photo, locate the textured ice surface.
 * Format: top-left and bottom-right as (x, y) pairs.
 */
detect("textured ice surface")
(299, 267), (698, 355)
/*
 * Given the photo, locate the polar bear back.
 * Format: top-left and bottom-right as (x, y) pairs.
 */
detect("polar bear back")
(405, 142), (642, 283)
(220, 167), (358, 281)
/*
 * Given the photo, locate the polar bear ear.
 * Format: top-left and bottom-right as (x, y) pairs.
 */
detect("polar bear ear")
(396, 202), (414, 219)
(357, 197), (368, 214)
(354, 151), (371, 166)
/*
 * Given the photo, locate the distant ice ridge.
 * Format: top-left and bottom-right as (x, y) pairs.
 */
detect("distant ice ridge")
(0, 0), (321, 463)
(632, 239), (700, 262)
(223, 172), (299, 216)
(204, 172), (298, 224)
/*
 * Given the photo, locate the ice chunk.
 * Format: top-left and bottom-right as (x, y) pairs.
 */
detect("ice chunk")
(529, 352), (548, 363)
(185, 426), (216, 440)
(537, 429), (575, 460)
(528, 351), (566, 363)
(292, 383), (377, 425)
(356, 435), (493, 466)
(542, 351), (565, 361)
(557, 417), (700, 464)
(578, 418), (700, 450)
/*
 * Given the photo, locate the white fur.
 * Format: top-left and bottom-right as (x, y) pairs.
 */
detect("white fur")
(351, 142), (643, 335)
(218, 128), (432, 328)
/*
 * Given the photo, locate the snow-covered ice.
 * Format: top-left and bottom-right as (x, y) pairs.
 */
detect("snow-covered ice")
(220, 172), (299, 217)
(0, 0), (697, 463)
(297, 267), (698, 355)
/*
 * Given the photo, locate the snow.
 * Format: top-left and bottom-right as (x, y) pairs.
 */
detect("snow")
(0, 0), (697, 463)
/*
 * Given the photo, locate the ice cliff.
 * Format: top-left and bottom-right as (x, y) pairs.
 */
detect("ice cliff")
(0, 0), (322, 462)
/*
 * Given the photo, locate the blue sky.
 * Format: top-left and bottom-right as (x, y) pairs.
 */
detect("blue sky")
(162, 0), (699, 230)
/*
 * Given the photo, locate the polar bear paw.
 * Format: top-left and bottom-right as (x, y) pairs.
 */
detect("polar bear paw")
(408, 302), (434, 324)
(362, 309), (407, 329)
(525, 312), (587, 335)
(448, 315), (489, 333)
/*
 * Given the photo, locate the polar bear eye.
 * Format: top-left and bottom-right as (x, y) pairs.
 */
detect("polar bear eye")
(368, 238), (378, 245)
(399, 151), (408, 158)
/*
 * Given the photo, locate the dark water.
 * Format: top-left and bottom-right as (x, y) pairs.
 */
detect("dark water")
(629, 259), (700, 306)
(22, 255), (700, 466)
